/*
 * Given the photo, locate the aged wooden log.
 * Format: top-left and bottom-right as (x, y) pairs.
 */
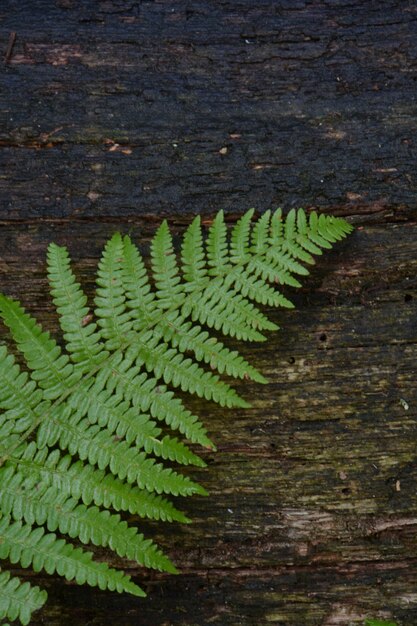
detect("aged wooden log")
(1, 0), (417, 219)
(0, 1), (417, 625)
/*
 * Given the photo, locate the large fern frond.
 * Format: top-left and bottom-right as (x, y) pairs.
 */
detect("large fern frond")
(0, 208), (352, 624)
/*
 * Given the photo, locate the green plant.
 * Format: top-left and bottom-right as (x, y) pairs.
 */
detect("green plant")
(365, 619), (398, 626)
(0, 208), (352, 624)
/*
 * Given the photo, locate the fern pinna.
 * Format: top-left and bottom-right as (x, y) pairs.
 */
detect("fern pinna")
(0, 208), (352, 624)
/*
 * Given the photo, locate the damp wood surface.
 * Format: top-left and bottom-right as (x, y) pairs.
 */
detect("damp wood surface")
(0, 2), (417, 625)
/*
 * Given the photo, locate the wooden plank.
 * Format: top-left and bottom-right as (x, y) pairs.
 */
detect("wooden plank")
(0, 1), (417, 218)
(0, 1), (417, 624)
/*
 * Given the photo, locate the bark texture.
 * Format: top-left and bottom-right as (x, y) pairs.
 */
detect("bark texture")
(0, 1), (416, 624)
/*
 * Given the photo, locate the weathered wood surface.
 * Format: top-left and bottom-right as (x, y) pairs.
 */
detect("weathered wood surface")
(0, 2), (417, 625)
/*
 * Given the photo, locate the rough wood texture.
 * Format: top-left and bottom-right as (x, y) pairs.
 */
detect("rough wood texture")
(0, 2), (416, 625)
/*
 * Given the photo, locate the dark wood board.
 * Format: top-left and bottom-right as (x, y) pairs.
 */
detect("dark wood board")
(0, 2), (417, 625)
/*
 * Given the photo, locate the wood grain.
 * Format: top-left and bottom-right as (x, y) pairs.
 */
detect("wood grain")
(0, 1), (417, 624)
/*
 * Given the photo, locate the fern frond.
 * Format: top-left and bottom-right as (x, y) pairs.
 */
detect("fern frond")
(0, 470), (176, 573)
(0, 568), (47, 626)
(181, 216), (207, 287)
(95, 232), (132, 349)
(97, 239), (245, 410)
(123, 232), (264, 383)
(35, 408), (205, 496)
(250, 210), (271, 254)
(0, 207), (352, 624)
(121, 234), (156, 328)
(0, 346), (42, 444)
(0, 301), (206, 478)
(127, 337), (248, 408)
(47, 243), (105, 370)
(0, 349), (203, 499)
(0, 336), (204, 478)
(90, 350), (213, 448)
(185, 281), (268, 342)
(206, 210), (229, 276)
(233, 268), (294, 309)
(70, 361), (205, 466)
(151, 221), (182, 309)
(230, 209), (254, 263)
(0, 516), (145, 596)
(211, 281), (278, 333)
(160, 314), (267, 383)
(6, 446), (190, 523)
(0, 296), (81, 399)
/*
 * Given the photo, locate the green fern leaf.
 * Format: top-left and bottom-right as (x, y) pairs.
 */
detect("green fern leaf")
(250, 210), (271, 254)
(161, 314), (267, 383)
(127, 337), (247, 408)
(95, 232), (132, 348)
(151, 220), (182, 309)
(39, 411), (205, 496)
(185, 280), (268, 342)
(0, 295), (81, 399)
(6, 446), (189, 523)
(206, 210), (230, 276)
(99, 357), (213, 448)
(181, 216), (207, 286)
(47, 243), (105, 370)
(230, 209), (254, 263)
(121, 234), (156, 327)
(0, 568), (47, 626)
(0, 516), (145, 596)
(0, 208), (353, 624)
(0, 471), (176, 572)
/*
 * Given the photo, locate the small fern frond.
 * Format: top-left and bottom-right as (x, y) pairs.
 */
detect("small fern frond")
(161, 315), (267, 383)
(37, 411), (205, 496)
(121, 235), (156, 328)
(0, 516), (145, 596)
(0, 568), (47, 626)
(127, 337), (248, 408)
(6, 446), (190, 523)
(47, 243), (105, 370)
(88, 354), (211, 449)
(0, 208), (352, 623)
(250, 210), (271, 254)
(206, 210), (229, 276)
(0, 296), (80, 399)
(0, 472), (176, 573)
(181, 216), (207, 287)
(233, 268), (294, 309)
(95, 232), (131, 349)
(0, 346), (43, 446)
(230, 209), (254, 263)
(185, 281), (268, 342)
(151, 221), (182, 309)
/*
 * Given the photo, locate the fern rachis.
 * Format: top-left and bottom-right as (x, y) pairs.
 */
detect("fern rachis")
(0, 208), (352, 624)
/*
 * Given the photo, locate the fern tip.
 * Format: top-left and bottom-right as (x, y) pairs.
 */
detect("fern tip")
(47, 241), (63, 252)
(252, 372), (268, 384)
(127, 583), (147, 598)
(165, 562), (180, 575)
(234, 397), (252, 409)
(202, 435), (216, 451)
